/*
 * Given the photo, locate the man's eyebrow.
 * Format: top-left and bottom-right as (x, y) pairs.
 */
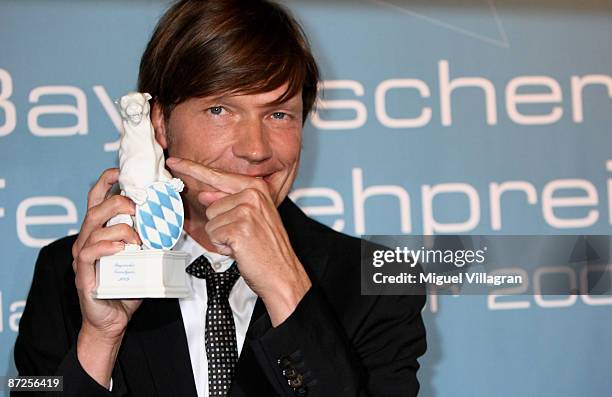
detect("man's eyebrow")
(259, 103), (301, 111)
(197, 93), (301, 109)
(197, 94), (228, 104)
(259, 96), (302, 109)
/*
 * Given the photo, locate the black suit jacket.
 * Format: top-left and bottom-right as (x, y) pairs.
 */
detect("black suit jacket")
(13, 198), (426, 397)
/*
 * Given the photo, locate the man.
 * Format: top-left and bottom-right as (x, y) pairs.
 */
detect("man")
(14, 1), (427, 396)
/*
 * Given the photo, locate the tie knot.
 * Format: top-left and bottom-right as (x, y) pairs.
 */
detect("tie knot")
(186, 255), (241, 299)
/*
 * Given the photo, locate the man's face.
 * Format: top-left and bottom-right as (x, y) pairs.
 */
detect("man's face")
(152, 83), (303, 222)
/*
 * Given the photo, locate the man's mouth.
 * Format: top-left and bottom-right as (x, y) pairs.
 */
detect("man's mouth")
(251, 173), (275, 187)
(257, 173), (274, 182)
(200, 168), (277, 188)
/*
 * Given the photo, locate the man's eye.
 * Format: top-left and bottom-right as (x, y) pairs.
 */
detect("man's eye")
(208, 106), (225, 115)
(271, 112), (288, 120)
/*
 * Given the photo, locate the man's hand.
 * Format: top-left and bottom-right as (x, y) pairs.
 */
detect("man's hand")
(166, 157), (311, 326)
(71, 168), (143, 388)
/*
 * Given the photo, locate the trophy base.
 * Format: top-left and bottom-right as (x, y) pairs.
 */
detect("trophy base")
(93, 250), (191, 299)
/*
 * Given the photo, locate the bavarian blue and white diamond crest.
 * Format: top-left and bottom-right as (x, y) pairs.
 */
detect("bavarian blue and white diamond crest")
(135, 181), (184, 250)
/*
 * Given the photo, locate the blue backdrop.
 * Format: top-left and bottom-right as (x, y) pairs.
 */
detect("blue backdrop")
(1, 1), (611, 396)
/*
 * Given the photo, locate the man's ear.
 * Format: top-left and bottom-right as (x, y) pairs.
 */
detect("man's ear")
(151, 102), (168, 149)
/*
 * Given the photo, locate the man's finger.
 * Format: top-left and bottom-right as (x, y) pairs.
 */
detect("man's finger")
(86, 223), (142, 247)
(197, 190), (230, 208)
(166, 157), (268, 195)
(204, 188), (272, 221)
(75, 240), (125, 292)
(74, 195), (135, 256)
(87, 168), (120, 209)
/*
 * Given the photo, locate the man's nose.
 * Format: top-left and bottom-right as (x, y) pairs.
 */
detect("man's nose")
(232, 121), (273, 164)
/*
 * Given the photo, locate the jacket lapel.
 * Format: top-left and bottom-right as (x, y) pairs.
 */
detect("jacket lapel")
(130, 198), (330, 397)
(230, 198), (331, 396)
(242, 197), (331, 333)
(132, 298), (198, 397)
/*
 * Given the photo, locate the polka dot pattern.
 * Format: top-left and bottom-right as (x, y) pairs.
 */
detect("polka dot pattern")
(186, 255), (241, 397)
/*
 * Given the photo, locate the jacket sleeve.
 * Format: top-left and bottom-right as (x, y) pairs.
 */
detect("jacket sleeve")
(12, 243), (128, 397)
(247, 283), (427, 397)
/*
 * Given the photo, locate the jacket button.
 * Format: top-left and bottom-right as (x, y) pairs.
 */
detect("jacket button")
(283, 367), (298, 379)
(278, 356), (292, 369)
(288, 374), (304, 388)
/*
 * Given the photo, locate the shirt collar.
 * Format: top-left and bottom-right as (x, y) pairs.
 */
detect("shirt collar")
(174, 231), (235, 272)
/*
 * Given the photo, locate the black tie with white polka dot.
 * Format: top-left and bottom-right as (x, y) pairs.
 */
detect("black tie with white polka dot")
(186, 255), (241, 397)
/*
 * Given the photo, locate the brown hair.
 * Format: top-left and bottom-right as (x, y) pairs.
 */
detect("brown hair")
(137, 0), (320, 125)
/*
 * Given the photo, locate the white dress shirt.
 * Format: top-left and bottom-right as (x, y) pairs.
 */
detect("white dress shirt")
(107, 233), (258, 395)
(176, 232), (259, 397)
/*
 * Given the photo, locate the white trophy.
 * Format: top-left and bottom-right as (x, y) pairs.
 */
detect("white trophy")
(93, 92), (190, 299)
